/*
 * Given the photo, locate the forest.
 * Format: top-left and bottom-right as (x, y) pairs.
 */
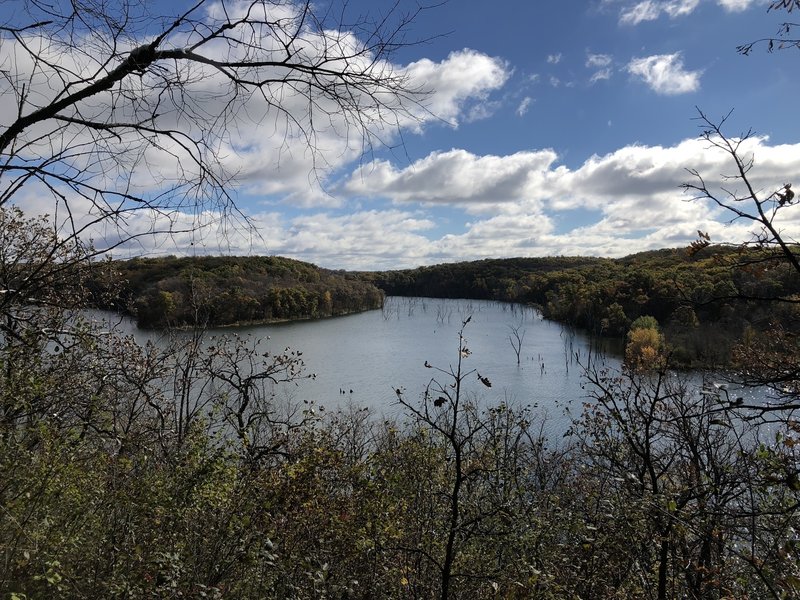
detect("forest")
(106, 244), (800, 368)
(103, 255), (386, 328)
(364, 245), (800, 366)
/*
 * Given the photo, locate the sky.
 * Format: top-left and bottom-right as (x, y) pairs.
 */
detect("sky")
(5, 0), (800, 270)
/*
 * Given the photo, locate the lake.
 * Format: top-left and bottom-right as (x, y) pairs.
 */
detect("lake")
(105, 296), (622, 430)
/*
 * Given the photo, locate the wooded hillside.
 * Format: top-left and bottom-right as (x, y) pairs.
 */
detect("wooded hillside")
(102, 246), (800, 365)
(362, 246), (800, 366)
(106, 255), (385, 328)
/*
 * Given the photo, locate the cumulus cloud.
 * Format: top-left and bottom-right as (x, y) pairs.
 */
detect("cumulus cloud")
(36, 133), (800, 269)
(33, 185), (439, 270)
(7, 1), (793, 271)
(546, 53), (562, 64)
(627, 53), (702, 94)
(276, 210), (437, 269)
(2, 6), (512, 215)
(327, 135), (800, 267)
(224, 48), (510, 201)
(404, 49), (510, 128)
(342, 148), (559, 209)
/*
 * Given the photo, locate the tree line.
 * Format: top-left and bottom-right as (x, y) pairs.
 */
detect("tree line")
(105, 244), (800, 369)
(364, 245), (800, 367)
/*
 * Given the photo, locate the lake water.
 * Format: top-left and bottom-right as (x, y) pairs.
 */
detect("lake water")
(106, 297), (622, 430)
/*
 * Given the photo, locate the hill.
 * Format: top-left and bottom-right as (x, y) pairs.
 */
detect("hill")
(104, 255), (385, 328)
(102, 247), (800, 366)
(360, 245), (800, 366)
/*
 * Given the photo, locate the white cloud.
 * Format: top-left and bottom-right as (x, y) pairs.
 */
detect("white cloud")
(403, 49), (510, 127)
(590, 68), (613, 83)
(586, 53), (612, 68)
(586, 54), (613, 83)
(466, 99), (503, 123)
(1, 9), (512, 214)
(342, 148), (559, 210)
(6, 1), (794, 271)
(328, 136), (800, 267)
(29, 133), (800, 269)
(627, 53), (702, 94)
(546, 53), (562, 64)
(277, 210), (437, 269)
(620, 0), (662, 24)
(716, 0), (758, 10)
(664, 0), (702, 17)
(619, 0), (743, 24)
(516, 97), (533, 117)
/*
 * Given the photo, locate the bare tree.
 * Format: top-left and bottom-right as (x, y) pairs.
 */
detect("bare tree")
(0, 0), (431, 246)
(578, 361), (798, 599)
(737, 0), (800, 55)
(683, 109), (800, 280)
(508, 322), (525, 365)
(395, 317), (496, 600)
(683, 109), (800, 411)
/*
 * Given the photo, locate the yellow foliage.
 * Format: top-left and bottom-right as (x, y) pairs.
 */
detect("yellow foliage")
(625, 326), (665, 371)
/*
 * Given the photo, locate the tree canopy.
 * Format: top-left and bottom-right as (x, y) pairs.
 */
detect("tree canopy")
(106, 254), (384, 328)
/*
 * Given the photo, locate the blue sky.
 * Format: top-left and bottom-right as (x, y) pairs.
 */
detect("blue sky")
(396, 0), (797, 160)
(6, 0), (800, 269)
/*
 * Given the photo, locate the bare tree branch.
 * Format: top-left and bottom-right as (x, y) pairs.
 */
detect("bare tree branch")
(737, 0), (800, 55)
(682, 108), (800, 276)
(0, 0), (432, 249)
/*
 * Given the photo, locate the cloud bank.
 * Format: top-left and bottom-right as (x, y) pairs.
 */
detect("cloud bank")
(51, 135), (800, 271)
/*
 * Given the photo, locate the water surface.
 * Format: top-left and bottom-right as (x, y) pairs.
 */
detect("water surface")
(107, 297), (621, 427)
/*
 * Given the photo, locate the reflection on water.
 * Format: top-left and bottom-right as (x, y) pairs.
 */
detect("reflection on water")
(93, 297), (622, 433)
(87, 296), (780, 438)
